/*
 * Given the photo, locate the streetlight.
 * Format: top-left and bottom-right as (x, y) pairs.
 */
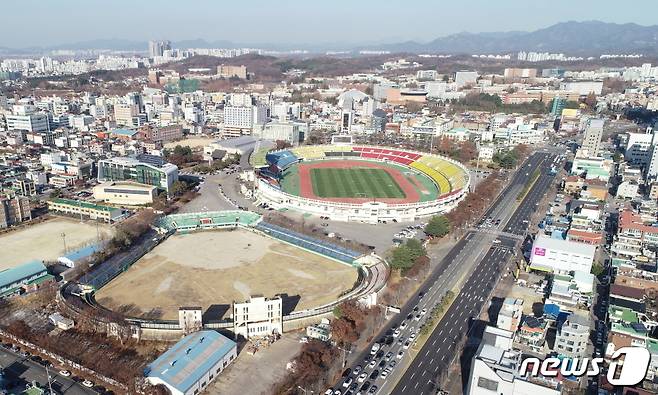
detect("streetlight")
(297, 385), (313, 394)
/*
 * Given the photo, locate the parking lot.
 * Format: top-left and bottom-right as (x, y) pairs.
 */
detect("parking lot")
(0, 343), (100, 394)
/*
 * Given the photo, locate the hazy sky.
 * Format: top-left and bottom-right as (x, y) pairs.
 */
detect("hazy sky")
(2, 0), (658, 47)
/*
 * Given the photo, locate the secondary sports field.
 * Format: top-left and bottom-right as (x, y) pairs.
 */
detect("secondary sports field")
(310, 167), (405, 199)
(95, 229), (358, 320)
(0, 217), (113, 270)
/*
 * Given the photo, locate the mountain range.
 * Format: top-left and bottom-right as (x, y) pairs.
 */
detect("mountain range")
(1, 21), (658, 56)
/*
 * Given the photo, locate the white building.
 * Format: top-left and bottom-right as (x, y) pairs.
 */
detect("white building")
(179, 307), (203, 335)
(93, 181), (158, 205)
(625, 129), (657, 166)
(466, 326), (561, 395)
(496, 298), (523, 333)
(529, 234), (596, 275)
(145, 330), (237, 395)
(233, 296), (283, 340)
(559, 81), (603, 96)
(582, 119), (604, 157)
(6, 113), (50, 132)
(455, 71), (478, 87)
(554, 313), (591, 359)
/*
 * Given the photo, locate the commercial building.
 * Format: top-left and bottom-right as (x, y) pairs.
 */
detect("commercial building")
(466, 326), (561, 395)
(581, 119), (604, 157)
(47, 198), (124, 223)
(504, 68), (537, 79)
(559, 81), (603, 96)
(233, 296), (283, 340)
(625, 130), (657, 166)
(570, 152), (612, 181)
(0, 260), (52, 298)
(145, 330), (237, 395)
(529, 234), (596, 275)
(148, 40), (171, 58)
(139, 124), (184, 143)
(93, 181), (158, 205)
(0, 194), (31, 228)
(97, 156), (179, 193)
(223, 104), (268, 136)
(114, 104), (140, 126)
(253, 121), (306, 145)
(6, 113), (50, 132)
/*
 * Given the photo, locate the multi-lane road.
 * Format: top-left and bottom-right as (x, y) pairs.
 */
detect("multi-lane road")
(330, 151), (560, 395)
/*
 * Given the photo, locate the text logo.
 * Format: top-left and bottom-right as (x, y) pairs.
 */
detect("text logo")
(533, 247), (546, 256)
(519, 347), (650, 386)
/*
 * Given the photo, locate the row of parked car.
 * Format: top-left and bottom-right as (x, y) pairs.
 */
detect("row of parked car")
(0, 342), (106, 393)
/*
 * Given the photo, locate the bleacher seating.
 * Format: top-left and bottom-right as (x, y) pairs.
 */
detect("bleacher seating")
(159, 211), (261, 231)
(353, 146), (421, 165)
(255, 222), (362, 264)
(410, 162), (451, 194)
(290, 146), (326, 160)
(266, 150), (299, 170)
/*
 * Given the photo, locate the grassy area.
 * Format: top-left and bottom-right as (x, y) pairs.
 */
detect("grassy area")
(310, 167), (406, 198)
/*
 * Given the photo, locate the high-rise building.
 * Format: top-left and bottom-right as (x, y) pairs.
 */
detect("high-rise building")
(581, 118), (604, 157)
(148, 40), (171, 58)
(549, 97), (566, 117)
(0, 193), (31, 228)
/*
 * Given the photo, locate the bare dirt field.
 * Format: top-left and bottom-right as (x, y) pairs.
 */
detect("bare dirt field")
(164, 137), (214, 149)
(96, 229), (358, 320)
(0, 217), (114, 270)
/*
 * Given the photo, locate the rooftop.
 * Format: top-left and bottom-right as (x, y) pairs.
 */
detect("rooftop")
(50, 198), (119, 213)
(533, 234), (596, 256)
(145, 330), (236, 393)
(0, 260), (47, 288)
(610, 283), (645, 300)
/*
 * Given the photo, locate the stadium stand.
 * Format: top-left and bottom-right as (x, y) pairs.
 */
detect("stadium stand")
(410, 161), (451, 194)
(255, 222), (362, 264)
(159, 211), (261, 231)
(290, 146), (326, 160)
(266, 150), (298, 170)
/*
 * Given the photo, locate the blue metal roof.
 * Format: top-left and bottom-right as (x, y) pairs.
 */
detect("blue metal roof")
(145, 330), (236, 393)
(0, 260), (47, 289)
(62, 244), (101, 262)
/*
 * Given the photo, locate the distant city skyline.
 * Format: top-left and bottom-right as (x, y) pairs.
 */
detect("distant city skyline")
(1, 0), (658, 48)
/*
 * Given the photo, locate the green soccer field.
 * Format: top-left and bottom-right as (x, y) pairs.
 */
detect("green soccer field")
(310, 167), (406, 198)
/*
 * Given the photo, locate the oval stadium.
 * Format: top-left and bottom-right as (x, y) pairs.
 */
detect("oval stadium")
(251, 144), (470, 223)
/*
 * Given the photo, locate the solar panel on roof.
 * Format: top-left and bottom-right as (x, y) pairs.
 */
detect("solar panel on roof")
(631, 322), (647, 333)
(525, 316), (541, 328)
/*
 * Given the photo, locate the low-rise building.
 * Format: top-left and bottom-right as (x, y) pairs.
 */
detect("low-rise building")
(554, 312), (591, 358)
(0, 261), (52, 298)
(529, 234), (596, 275)
(496, 298), (523, 333)
(466, 326), (561, 395)
(93, 181), (158, 205)
(47, 198), (124, 223)
(233, 296), (283, 340)
(145, 330), (237, 395)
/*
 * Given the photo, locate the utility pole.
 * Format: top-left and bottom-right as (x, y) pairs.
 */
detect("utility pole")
(61, 232), (67, 254)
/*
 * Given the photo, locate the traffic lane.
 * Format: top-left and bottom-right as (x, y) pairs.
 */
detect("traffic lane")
(504, 172), (556, 234)
(392, 247), (511, 394)
(0, 348), (96, 395)
(333, 153), (548, 389)
(338, 232), (493, 392)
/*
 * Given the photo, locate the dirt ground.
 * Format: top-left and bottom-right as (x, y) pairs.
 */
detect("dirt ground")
(0, 217), (114, 270)
(209, 333), (303, 395)
(164, 137), (214, 149)
(96, 229), (358, 319)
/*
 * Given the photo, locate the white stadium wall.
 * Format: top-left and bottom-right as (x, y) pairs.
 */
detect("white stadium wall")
(255, 145), (470, 224)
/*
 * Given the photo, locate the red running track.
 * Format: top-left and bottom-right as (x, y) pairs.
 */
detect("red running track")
(297, 160), (421, 204)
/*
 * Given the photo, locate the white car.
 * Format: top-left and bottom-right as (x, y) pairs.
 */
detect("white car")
(420, 308), (427, 315)
(82, 380), (94, 388)
(59, 370), (71, 377)
(397, 350), (404, 359)
(343, 377), (353, 388)
(392, 329), (401, 338)
(409, 332), (416, 340)
(400, 321), (407, 329)
(380, 370), (389, 379)
(403, 341), (411, 349)
(358, 372), (368, 383)
(368, 360), (377, 369)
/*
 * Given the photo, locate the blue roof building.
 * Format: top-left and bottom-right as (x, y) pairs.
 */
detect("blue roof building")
(0, 260), (49, 298)
(145, 330), (237, 395)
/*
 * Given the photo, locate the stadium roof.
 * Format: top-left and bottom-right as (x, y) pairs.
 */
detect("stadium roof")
(0, 260), (47, 288)
(145, 330), (236, 393)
